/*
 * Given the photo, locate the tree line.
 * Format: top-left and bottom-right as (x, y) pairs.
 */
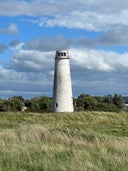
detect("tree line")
(74, 94), (124, 112)
(0, 93), (125, 113)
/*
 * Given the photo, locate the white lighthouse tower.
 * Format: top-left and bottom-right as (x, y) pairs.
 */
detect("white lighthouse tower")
(53, 50), (74, 112)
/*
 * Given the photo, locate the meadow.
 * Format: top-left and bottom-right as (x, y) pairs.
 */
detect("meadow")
(0, 111), (128, 171)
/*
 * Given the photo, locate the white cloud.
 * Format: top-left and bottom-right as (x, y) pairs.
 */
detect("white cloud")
(9, 40), (24, 50)
(0, 47), (128, 98)
(8, 23), (18, 34)
(0, 23), (18, 34)
(39, 9), (128, 31)
(10, 47), (128, 73)
(1, 1), (128, 31)
(70, 48), (128, 72)
(0, 0), (65, 16)
(1, 0), (128, 98)
(0, 66), (53, 98)
(11, 49), (54, 72)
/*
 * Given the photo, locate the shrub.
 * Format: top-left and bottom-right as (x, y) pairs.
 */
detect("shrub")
(96, 102), (120, 112)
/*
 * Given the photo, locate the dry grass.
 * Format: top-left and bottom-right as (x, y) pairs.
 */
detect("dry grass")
(0, 111), (128, 171)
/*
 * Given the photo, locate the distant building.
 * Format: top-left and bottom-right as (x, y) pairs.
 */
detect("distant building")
(122, 103), (128, 111)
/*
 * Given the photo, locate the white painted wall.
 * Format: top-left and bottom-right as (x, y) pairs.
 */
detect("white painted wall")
(53, 50), (74, 112)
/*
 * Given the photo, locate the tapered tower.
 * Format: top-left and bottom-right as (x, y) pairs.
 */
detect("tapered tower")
(53, 50), (74, 112)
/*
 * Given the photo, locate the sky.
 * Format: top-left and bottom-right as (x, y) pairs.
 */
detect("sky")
(1, 0), (128, 99)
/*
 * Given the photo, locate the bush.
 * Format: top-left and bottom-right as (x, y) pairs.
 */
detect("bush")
(95, 102), (120, 112)
(83, 96), (98, 110)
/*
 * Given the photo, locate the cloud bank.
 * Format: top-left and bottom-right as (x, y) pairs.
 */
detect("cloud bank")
(0, 0), (128, 32)
(0, 0), (128, 98)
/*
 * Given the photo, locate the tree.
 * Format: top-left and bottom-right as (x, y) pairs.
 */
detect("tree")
(113, 94), (123, 109)
(76, 94), (98, 111)
(103, 94), (113, 104)
(24, 96), (52, 112)
(83, 96), (98, 110)
(7, 96), (25, 111)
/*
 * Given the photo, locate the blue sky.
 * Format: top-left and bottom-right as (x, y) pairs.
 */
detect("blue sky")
(1, 0), (128, 99)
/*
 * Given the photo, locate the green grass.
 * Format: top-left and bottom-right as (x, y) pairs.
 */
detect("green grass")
(0, 111), (128, 171)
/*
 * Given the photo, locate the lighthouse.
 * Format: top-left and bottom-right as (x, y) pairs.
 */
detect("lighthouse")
(53, 50), (74, 112)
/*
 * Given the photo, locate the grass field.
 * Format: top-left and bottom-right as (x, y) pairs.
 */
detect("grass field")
(0, 111), (128, 171)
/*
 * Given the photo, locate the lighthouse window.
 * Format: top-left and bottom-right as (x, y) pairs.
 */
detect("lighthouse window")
(56, 103), (58, 107)
(57, 52), (66, 56)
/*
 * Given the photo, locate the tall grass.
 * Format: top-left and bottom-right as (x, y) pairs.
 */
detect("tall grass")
(0, 111), (128, 171)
